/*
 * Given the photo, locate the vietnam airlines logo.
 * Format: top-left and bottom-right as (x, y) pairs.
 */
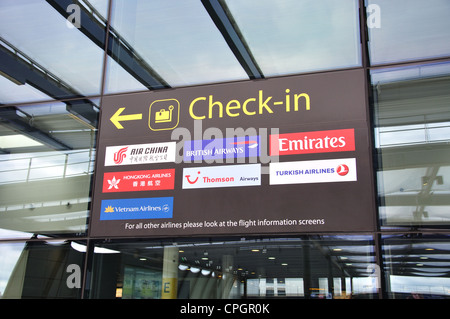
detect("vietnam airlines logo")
(185, 171), (200, 184)
(114, 147), (128, 164)
(104, 206), (115, 213)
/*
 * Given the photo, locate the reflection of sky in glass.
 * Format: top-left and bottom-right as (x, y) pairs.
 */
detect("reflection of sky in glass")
(225, 0), (361, 76)
(367, 0), (450, 64)
(108, 0), (247, 91)
(0, 0), (104, 98)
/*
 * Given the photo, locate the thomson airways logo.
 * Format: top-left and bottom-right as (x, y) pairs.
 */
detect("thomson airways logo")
(183, 164), (261, 189)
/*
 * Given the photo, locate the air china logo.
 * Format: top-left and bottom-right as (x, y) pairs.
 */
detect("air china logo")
(184, 136), (260, 162)
(269, 158), (357, 185)
(270, 129), (355, 156)
(104, 142), (176, 166)
(114, 147), (128, 164)
(182, 164), (261, 189)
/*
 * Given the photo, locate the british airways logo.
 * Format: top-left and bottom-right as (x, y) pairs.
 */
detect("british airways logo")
(184, 136), (260, 162)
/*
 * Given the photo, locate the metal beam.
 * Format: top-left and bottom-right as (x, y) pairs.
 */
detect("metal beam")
(46, 0), (169, 90)
(202, 0), (264, 80)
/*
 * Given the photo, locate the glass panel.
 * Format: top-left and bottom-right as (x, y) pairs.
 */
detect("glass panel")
(0, 240), (85, 299)
(105, 0), (248, 94)
(224, 0), (361, 76)
(0, 100), (98, 239)
(383, 234), (450, 299)
(367, 0), (450, 65)
(372, 62), (450, 227)
(0, 0), (106, 104)
(88, 236), (377, 299)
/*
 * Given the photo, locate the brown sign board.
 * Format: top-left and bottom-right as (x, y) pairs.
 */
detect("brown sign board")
(90, 69), (376, 238)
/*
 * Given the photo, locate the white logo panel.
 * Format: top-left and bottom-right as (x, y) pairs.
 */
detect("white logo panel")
(183, 164), (261, 189)
(104, 142), (176, 166)
(269, 158), (357, 185)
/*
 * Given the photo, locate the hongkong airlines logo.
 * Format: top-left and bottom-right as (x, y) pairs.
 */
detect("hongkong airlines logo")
(114, 147), (128, 164)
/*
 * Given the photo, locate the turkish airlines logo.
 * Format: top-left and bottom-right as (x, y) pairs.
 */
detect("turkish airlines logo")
(269, 158), (357, 185)
(336, 164), (349, 176)
(114, 147), (128, 164)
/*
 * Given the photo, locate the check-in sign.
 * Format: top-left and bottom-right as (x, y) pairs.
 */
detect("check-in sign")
(183, 164), (261, 189)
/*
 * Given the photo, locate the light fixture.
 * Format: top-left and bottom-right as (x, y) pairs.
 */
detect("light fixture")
(201, 269), (211, 276)
(178, 264), (189, 271)
(0, 134), (43, 148)
(190, 267), (201, 273)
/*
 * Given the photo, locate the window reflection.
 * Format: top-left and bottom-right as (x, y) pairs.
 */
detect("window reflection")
(0, 240), (85, 299)
(367, 0), (450, 65)
(224, 0), (361, 76)
(90, 236), (377, 299)
(0, 0), (105, 103)
(372, 62), (450, 227)
(106, 0), (248, 93)
(383, 235), (450, 298)
(0, 100), (97, 238)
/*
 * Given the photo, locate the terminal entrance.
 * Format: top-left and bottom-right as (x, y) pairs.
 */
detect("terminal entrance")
(89, 236), (378, 299)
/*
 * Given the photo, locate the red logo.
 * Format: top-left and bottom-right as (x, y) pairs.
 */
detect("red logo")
(114, 147), (128, 164)
(185, 171), (200, 184)
(102, 169), (174, 193)
(270, 129), (355, 156)
(336, 164), (349, 176)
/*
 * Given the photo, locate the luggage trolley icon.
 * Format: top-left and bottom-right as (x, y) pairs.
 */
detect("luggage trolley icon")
(149, 98), (180, 131)
(155, 105), (174, 123)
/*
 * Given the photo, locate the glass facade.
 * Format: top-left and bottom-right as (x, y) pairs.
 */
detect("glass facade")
(0, 0), (449, 300)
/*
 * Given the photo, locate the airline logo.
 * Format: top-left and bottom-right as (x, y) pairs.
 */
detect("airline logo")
(270, 129), (355, 156)
(182, 164), (261, 189)
(102, 169), (175, 193)
(184, 136), (260, 162)
(269, 158), (357, 185)
(100, 197), (173, 220)
(104, 142), (176, 166)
